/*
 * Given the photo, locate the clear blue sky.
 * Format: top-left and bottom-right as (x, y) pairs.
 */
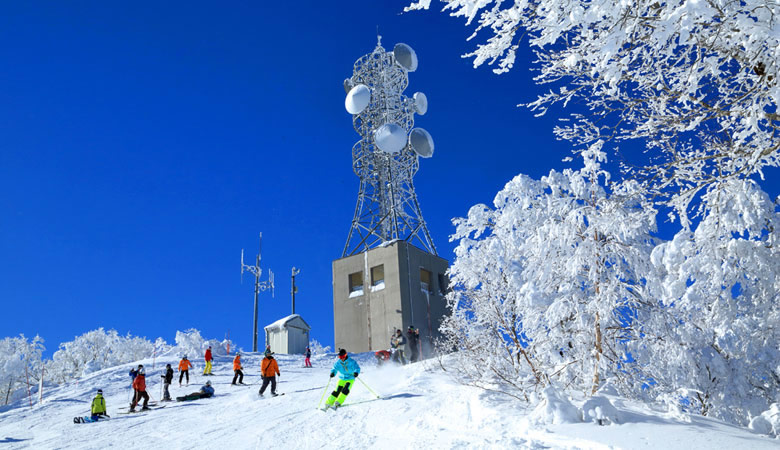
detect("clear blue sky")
(2, 2), (777, 356)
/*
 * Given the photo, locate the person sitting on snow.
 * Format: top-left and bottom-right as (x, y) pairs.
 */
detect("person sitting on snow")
(91, 389), (109, 421)
(323, 348), (361, 410)
(176, 380), (215, 401)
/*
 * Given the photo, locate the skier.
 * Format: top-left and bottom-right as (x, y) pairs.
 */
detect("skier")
(129, 364), (142, 402)
(304, 346), (312, 368)
(323, 348), (361, 410)
(259, 351), (280, 396)
(391, 329), (407, 364)
(407, 326), (420, 362)
(176, 380), (215, 401)
(232, 353), (245, 385)
(178, 355), (193, 386)
(90, 389), (109, 421)
(161, 363), (174, 401)
(129, 366), (150, 412)
(203, 346), (213, 375)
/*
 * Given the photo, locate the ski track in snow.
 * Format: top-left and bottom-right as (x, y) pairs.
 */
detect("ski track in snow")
(0, 352), (777, 449)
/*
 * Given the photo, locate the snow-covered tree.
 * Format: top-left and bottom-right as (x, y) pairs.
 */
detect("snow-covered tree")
(645, 179), (780, 425)
(47, 328), (154, 382)
(443, 147), (657, 397)
(309, 339), (331, 356)
(407, 0), (779, 224)
(174, 329), (206, 360)
(0, 335), (44, 405)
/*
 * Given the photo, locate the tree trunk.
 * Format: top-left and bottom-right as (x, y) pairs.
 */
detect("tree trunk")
(591, 313), (603, 395)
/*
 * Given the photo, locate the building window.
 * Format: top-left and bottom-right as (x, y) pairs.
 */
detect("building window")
(438, 273), (447, 295)
(420, 268), (433, 294)
(370, 265), (385, 292)
(349, 271), (364, 297)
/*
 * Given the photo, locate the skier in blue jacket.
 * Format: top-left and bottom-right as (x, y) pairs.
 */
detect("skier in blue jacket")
(323, 348), (361, 410)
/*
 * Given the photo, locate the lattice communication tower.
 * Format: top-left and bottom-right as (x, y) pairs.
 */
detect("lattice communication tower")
(342, 36), (437, 257)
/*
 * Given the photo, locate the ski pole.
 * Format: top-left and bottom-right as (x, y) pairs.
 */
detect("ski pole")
(317, 378), (332, 409)
(357, 377), (381, 399)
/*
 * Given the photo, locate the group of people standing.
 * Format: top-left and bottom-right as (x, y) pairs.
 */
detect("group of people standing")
(83, 344), (367, 418)
(389, 325), (422, 364)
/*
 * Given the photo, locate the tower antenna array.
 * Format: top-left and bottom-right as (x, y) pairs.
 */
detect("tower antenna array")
(241, 233), (275, 352)
(341, 37), (437, 257)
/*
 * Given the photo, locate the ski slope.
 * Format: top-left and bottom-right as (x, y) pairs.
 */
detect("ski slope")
(0, 351), (776, 449)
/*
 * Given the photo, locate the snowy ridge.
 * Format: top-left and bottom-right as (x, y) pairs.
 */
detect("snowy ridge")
(0, 352), (776, 449)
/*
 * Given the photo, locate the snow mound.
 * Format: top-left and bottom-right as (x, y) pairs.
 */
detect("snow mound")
(581, 395), (620, 425)
(527, 386), (581, 425)
(749, 403), (780, 437)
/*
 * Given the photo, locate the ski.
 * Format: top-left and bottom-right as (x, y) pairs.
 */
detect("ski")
(119, 401), (158, 410)
(117, 406), (166, 415)
(258, 393), (285, 398)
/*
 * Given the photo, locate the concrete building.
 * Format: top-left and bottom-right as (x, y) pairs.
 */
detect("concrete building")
(332, 241), (449, 355)
(264, 314), (311, 355)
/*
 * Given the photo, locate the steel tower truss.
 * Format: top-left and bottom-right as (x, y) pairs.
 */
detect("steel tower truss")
(342, 39), (437, 257)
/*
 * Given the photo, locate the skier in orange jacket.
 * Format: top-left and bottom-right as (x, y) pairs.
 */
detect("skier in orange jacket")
(232, 353), (245, 385)
(178, 356), (193, 386)
(259, 351), (280, 396)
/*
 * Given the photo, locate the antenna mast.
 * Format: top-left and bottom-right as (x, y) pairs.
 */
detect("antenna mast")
(341, 40), (437, 256)
(291, 267), (300, 315)
(241, 233), (275, 352)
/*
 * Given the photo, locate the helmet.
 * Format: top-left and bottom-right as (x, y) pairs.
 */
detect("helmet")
(183, 355), (188, 359)
(205, 380), (212, 386)
(97, 389), (103, 394)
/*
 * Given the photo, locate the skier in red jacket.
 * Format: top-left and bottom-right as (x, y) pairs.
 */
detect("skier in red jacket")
(203, 346), (213, 375)
(129, 366), (150, 412)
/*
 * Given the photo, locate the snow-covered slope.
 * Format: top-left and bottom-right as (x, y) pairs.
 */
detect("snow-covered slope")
(0, 352), (775, 449)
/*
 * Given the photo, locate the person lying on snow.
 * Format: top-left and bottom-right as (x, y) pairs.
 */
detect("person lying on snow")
(176, 380), (215, 401)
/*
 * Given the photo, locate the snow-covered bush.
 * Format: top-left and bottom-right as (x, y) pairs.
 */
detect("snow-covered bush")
(47, 328), (155, 383)
(309, 339), (331, 355)
(749, 404), (780, 437)
(581, 396), (620, 425)
(441, 148), (656, 397)
(527, 386), (581, 425)
(0, 335), (44, 405)
(645, 180), (780, 425)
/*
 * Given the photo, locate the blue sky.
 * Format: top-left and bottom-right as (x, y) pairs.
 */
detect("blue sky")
(1, 2), (777, 356)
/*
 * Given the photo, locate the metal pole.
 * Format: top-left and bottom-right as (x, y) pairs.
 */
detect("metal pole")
(253, 254), (260, 352)
(291, 267), (300, 315)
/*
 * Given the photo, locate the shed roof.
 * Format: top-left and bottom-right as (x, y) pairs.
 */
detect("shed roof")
(264, 314), (311, 332)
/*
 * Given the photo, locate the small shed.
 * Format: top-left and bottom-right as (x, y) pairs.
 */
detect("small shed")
(264, 314), (311, 355)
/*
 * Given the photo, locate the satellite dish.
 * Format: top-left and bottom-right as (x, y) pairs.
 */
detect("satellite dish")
(345, 84), (371, 115)
(393, 43), (418, 72)
(413, 92), (428, 115)
(374, 123), (407, 154)
(343, 78), (354, 94)
(409, 128), (434, 158)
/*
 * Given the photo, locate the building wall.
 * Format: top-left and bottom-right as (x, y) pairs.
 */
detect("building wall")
(332, 241), (449, 355)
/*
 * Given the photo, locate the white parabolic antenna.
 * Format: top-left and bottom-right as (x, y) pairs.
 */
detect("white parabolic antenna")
(374, 123), (407, 154)
(393, 43), (418, 72)
(413, 92), (428, 115)
(343, 78), (354, 94)
(409, 128), (434, 158)
(345, 84), (371, 114)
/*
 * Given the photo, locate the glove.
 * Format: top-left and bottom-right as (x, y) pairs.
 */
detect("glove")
(329, 372), (335, 378)
(353, 372), (359, 378)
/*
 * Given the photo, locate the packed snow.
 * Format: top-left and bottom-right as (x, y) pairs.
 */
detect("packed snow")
(0, 351), (776, 449)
